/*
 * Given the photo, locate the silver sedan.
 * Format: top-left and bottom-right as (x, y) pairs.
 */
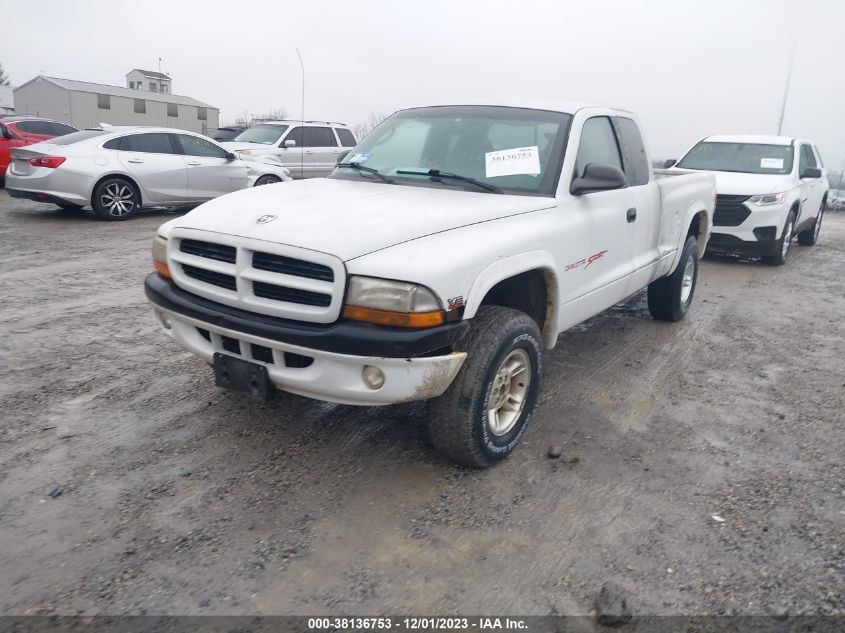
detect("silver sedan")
(4, 126), (291, 220)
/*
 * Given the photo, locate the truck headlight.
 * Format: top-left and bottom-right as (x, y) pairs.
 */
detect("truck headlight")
(343, 276), (444, 328)
(748, 192), (787, 206)
(152, 235), (171, 279)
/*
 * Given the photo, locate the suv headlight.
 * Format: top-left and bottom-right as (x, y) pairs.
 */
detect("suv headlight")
(343, 276), (444, 328)
(748, 192), (787, 206)
(152, 235), (171, 279)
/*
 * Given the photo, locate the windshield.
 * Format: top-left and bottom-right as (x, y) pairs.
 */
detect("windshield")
(677, 141), (794, 175)
(330, 106), (572, 196)
(230, 124), (289, 145)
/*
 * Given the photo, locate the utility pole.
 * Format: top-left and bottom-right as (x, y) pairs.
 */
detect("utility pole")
(776, 42), (795, 135)
(296, 48), (305, 179)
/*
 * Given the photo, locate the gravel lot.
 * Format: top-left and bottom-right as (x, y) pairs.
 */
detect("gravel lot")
(1, 189), (843, 618)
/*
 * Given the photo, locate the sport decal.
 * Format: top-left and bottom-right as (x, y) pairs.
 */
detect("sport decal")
(565, 249), (608, 272)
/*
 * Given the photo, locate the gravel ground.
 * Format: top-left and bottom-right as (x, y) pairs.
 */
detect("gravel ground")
(0, 190), (843, 618)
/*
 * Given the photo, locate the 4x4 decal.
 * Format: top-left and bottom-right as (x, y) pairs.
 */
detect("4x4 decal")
(565, 249), (608, 272)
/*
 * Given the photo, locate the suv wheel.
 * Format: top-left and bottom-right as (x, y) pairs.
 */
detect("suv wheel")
(797, 204), (823, 246)
(92, 178), (140, 221)
(647, 235), (699, 322)
(762, 211), (796, 265)
(254, 175), (281, 186)
(427, 306), (543, 468)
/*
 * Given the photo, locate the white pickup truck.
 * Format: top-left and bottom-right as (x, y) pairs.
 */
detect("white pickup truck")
(146, 101), (716, 467)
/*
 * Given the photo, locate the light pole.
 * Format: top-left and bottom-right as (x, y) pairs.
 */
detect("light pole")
(776, 42), (795, 135)
(296, 48), (305, 179)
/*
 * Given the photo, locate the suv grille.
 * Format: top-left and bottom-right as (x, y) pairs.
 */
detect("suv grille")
(169, 232), (345, 323)
(714, 195), (751, 226)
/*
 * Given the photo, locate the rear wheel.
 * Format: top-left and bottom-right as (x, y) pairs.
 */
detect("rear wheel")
(254, 175), (281, 186)
(647, 235), (699, 322)
(762, 211), (795, 265)
(797, 203), (823, 246)
(427, 306), (543, 468)
(92, 178), (141, 220)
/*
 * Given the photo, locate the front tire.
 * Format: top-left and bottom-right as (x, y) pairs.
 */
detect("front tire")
(647, 234), (699, 322)
(761, 211), (796, 265)
(92, 178), (141, 220)
(797, 203), (823, 246)
(427, 306), (543, 468)
(254, 175), (282, 186)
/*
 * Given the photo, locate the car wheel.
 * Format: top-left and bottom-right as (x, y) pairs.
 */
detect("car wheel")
(647, 234), (699, 322)
(797, 203), (823, 246)
(254, 175), (281, 186)
(762, 211), (796, 265)
(92, 178), (141, 221)
(427, 306), (543, 468)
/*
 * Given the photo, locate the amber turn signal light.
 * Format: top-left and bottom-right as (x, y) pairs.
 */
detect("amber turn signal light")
(342, 305), (444, 328)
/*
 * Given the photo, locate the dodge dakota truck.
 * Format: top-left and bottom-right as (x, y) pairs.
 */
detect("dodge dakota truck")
(146, 101), (716, 467)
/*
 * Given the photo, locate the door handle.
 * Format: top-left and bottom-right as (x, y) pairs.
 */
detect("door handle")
(626, 207), (637, 222)
(187, 161), (202, 166)
(127, 158), (143, 164)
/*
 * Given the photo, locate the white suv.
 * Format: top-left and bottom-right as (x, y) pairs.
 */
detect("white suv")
(670, 135), (829, 265)
(222, 121), (357, 179)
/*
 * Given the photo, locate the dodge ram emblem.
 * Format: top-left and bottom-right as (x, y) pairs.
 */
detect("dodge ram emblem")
(256, 215), (277, 224)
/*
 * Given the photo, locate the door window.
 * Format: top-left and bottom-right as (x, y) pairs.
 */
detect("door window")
(17, 120), (55, 135)
(335, 128), (357, 147)
(574, 117), (623, 178)
(115, 133), (176, 154)
(306, 127), (337, 147)
(176, 134), (228, 158)
(613, 117), (649, 186)
(799, 144), (817, 174)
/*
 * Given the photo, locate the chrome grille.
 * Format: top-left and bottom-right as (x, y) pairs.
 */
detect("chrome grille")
(168, 230), (345, 323)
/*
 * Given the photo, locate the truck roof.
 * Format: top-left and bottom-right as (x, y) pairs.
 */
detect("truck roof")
(399, 99), (627, 116)
(704, 134), (794, 146)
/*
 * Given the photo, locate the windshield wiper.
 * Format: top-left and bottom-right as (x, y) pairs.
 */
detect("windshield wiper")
(336, 162), (395, 184)
(395, 169), (502, 193)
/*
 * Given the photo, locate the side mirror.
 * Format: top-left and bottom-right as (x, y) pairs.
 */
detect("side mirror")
(663, 159), (677, 168)
(225, 151), (236, 161)
(801, 167), (822, 179)
(570, 163), (628, 195)
(336, 149), (351, 164)
(283, 140), (296, 149)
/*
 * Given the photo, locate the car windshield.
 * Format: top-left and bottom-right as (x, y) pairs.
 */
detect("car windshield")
(230, 124), (289, 145)
(51, 129), (109, 145)
(677, 141), (794, 175)
(330, 106), (573, 196)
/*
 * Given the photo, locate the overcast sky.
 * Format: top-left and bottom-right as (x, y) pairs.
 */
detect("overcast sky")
(6, 0), (845, 171)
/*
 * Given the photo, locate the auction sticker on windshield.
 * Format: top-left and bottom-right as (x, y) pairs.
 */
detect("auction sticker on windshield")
(485, 146), (541, 178)
(760, 158), (784, 169)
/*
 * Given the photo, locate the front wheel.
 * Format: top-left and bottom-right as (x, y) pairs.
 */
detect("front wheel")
(254, 175), (281, 186)
(797, 205), (823, 246)
(647, 234), (699, 322)
(427, 306), (543, 468)
(92, 178), (141, 220)
(761, 211), (795, 265)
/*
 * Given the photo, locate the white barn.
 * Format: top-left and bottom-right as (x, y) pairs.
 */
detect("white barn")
(13, 75), (219, 134)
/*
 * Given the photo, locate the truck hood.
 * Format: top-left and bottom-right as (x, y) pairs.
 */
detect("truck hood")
(220, 142), (275, 152)
(709, 171), (795, 196)
(162, 178), (554, 261)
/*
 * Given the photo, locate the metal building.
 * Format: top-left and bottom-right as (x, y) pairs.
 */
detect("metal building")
(13, 75), (219, 134)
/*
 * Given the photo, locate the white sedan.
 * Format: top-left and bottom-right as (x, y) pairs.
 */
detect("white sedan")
(5, 126), (291, 220)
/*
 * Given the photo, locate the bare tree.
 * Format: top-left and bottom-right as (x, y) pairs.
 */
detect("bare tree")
(261, 107), (288, 121)
(352, 112), (388, 141)
(0, 63), (10, 86)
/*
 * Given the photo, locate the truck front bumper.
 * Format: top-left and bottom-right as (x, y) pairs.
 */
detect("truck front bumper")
(145, 274), (468, 406)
